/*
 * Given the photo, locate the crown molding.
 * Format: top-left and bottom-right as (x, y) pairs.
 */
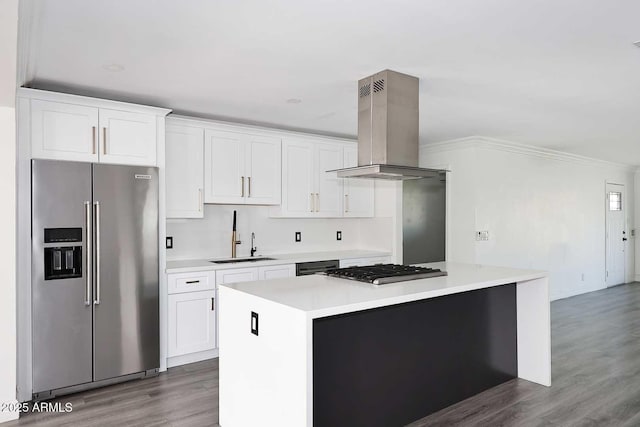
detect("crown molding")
(421, 136), (637, 173)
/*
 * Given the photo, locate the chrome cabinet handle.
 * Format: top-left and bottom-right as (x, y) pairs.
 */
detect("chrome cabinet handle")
(248, 177), (251, 198)
(241, 176), (245, 197)
(345, 194), (349, 213)
(211, 297), (215, 311)
(84, 201), (92, 306)
(93, 201), (101, 305)
(310, 193), (314, 212)
(92, 126), (96, 155)
(102, 128), (107, 155)
(198, 188), (203, 212)
(186, 280), (200, 284)
(315, 193), (320, 212)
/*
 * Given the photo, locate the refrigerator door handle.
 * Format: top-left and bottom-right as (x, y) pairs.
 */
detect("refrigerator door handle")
(84, 201), (92, 306)
(93, 201), (101, 305)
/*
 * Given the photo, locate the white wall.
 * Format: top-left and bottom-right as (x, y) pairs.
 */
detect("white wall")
(166, 202), (395, 261)
(421, 137), (636, 301)
(0, 0), (18, 422)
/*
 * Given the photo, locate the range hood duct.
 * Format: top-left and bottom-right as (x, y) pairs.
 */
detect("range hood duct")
(333, 70), (446, 180)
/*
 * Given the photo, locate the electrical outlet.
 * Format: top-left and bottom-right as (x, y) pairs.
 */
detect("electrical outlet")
(295, 232), (301, 242)
(166, 236), (173, 249)
(336, 231), (342, 241)
(475, 231), (489, 241)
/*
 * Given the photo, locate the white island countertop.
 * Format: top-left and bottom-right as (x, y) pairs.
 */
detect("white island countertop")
(220, 261), (548, 318)
(165, 249), (390, 273)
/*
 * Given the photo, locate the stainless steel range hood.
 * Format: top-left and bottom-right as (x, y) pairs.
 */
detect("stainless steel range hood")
(333, 70), (446, 180)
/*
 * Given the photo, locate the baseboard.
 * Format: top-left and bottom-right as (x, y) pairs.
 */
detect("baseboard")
(635, 275), (640, 283)
(167, 349), (218, 368)
(0, 400), (20, 423)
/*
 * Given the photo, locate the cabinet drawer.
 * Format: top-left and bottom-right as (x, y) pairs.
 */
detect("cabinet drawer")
(258, 264), (295, 280)
(216, 267), (259, 285)
(168, 271), (216, 294)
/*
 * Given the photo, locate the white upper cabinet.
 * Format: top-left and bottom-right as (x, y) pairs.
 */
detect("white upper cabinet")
(24, 89), (169, 166)
(166, 125), (204, 218)
(204, 130), (246, 204)
(204, 129), (281, 205)
(246, 136), (281, 205)
(315, 143), (344, 217)
(343, 146), (374, 217)
(31, 100), (99, 162)
(98, 108), (157, 166)
(281, 139), (315, 217)
(278, 138), (344, 218)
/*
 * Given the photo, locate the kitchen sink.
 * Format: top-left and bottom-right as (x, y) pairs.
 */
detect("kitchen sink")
(210, 257), (276, 264)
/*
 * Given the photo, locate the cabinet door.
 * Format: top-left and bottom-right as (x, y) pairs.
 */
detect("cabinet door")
(258, 264), (295, 280)
(166, 125), (204, 218)
(98, 108), (157, 166)
(281, 140), (315, 217)
(31, 100), (99, 162)
(343, 146), (374, 217)
(246, 135), (281, 205)
(215, 267), (259, 285)
(168, 290), (217, 357)
(204, 130), (246, 204)
(315, 143), (344, 217)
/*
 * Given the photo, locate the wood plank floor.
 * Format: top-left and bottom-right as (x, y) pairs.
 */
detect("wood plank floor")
(6, 282), (640, 426)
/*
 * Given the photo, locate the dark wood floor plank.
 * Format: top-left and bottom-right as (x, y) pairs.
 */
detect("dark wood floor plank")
(6, 284), (640, 426)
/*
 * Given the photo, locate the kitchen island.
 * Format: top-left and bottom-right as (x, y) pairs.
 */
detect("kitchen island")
(218, 262), (550, 427)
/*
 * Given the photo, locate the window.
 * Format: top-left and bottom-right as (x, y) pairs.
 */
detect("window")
(609, 192), (622, 211)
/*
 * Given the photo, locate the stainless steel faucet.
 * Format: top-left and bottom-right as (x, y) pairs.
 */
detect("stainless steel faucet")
(250, 232), (257, 257)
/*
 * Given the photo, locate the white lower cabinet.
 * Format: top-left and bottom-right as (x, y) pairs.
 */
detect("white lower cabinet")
(258, 264), (295, 280)
(167, 290), (217, 358)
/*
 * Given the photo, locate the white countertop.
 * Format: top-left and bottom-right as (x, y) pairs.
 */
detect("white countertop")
(219, 262), (548, 318)
(165, 249), (391, 273)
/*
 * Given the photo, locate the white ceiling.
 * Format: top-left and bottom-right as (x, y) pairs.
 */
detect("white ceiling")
(20, 0), (640, 165)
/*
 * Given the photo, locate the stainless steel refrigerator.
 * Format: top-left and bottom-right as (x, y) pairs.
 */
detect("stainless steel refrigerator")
(402, 175), (446, 264)
(31, 159), (159, 398)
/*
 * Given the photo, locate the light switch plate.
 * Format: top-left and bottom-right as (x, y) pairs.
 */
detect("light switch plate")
(475, 231), (489, 241)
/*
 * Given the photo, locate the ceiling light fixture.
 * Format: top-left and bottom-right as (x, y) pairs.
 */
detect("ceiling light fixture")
(102, 63), (125, 72)
(286, 98), (302, 104)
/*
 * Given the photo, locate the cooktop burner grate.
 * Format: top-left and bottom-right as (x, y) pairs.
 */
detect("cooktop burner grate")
(324, 264), (447, 285)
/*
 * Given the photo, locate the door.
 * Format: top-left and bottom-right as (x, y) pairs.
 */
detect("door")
(166, 125), (204, 218)
(98, 108), (157, 166)
(31, 100), (99, 162)
(246, 135), (281, 205)
(168, 290), (217, 357)
(92, 164), (159, 381)
(204, 130), (246, 204)
(315, 143), (343, 217)
(32, 160), (93, 392)
(606, 183), (626, 286)
(343, 146), (374, 217)
(282, 140), (315, 217)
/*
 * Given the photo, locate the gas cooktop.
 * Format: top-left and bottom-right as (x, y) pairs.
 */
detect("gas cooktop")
(324, 264), (447, 285)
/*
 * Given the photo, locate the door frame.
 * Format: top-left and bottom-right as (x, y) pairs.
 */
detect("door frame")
(605, 181), (626, 287)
